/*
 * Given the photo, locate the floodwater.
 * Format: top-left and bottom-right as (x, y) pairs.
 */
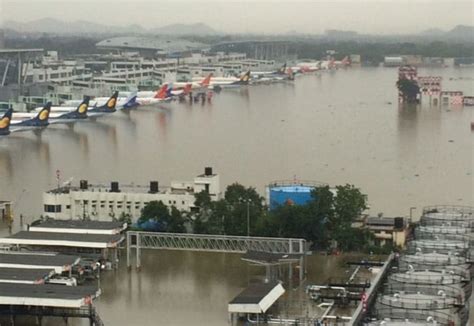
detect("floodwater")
(0, 67), (473, 325)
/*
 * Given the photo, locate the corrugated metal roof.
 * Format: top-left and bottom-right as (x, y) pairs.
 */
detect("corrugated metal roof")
(96, 37), (207, 53)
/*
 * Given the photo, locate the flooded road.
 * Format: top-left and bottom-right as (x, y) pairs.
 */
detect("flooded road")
(0, 67), (472, 324)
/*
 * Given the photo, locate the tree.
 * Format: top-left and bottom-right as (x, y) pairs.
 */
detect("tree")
(139, 201), (186, 233)
(192, 183), (266, 236)
(397, 77), (420, 103)
(333, 184), (367, 225)
(169, 206), (186, 233)
(224, 183), (265, 236)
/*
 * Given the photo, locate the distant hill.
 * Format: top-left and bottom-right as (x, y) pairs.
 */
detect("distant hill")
(419, 25), (474, 41)
(4, 18), (147, 35)
(4, 18), (219, 36)
(445, 25), (474, 41)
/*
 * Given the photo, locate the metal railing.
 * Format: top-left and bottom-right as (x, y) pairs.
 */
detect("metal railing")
(377, 294), (457, 310)
(389, 271), (463, 285)
(267, 179), (328, 188)
(422, 205), (474, 216)
(383, 283), (465, 305)
(126, 231), (306, 279)
(375, 307), (461, 326)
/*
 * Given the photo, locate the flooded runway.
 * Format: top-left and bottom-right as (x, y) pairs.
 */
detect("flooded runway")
(1, 67), (472, 221)
(0, 67), (472, 325)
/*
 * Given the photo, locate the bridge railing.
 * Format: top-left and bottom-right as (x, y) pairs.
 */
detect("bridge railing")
(126, 231), (306, 279)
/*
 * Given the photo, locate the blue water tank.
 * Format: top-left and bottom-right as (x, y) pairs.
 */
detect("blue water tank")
(269, 185), (314, 210)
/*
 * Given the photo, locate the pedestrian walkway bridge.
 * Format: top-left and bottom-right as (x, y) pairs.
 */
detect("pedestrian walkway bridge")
(126, 231), (306, 271)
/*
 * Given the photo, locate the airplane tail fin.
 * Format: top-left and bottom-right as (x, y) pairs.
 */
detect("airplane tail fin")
(239, 70), (251, 84)
(93, 91), (118, 112)
(200, 73), (212, 87)
(154, 84), (168, 99)
(0, 108), (13, 136)
(123, 92), (139, 109)
(75, 97), (90, 117)
(33, 102), (51, 125)
(278, 63), (287, 74)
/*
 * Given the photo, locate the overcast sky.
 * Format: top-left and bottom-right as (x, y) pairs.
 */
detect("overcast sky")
(1, 0), (472, 34)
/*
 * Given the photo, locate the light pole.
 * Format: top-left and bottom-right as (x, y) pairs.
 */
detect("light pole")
(246, 200), (250, 237)
(239, 197), (252, 237)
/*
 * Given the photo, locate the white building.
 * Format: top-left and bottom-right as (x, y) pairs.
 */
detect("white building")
(42, 168), (220, 222)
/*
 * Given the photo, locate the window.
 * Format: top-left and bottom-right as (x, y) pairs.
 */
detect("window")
(66, 205), (71, 209)
(44, 205), (61, 213)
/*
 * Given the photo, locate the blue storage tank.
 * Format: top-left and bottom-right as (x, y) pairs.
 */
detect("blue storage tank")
(267, 180), (328, 210)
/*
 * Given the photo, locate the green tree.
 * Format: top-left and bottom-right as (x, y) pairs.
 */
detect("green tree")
(139, 201), (186, 233)
(333, 184), (367, 225)
(224, 183), (265, 236)
(396, 77), (420, 104)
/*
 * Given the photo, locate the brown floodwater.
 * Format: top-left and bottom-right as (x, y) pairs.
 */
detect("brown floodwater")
(0, 66), (472, 325)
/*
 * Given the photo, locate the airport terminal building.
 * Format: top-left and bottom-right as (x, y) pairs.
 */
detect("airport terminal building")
(42, 168), (220, 222)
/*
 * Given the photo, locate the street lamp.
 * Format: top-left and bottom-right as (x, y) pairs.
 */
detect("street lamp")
(239, 198), (252, 237)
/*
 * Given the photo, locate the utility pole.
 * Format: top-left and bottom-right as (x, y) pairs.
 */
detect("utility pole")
(247, 200), (250, 237)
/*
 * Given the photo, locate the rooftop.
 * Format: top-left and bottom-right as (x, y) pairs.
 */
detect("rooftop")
(0, 283), (99, 308)
(47, 183), (195, 196)
(0, 252), (80, 270)
(96, 37), (207, 53)
(30, 219), (127, 234)
(0, 231), (124, 249)
(0, 267), (55, 283)
(228, 281), (285, 314)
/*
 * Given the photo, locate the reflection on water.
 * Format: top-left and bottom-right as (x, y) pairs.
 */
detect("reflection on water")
(0, 67), (472, 324)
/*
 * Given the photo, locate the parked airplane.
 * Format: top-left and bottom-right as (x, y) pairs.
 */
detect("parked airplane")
(49, 92), (118, 118)
(61, 92), (137, 111)
(136, 85), (171, 105)
(48, 97), (90, 124)
(170, 83), (193, 97)
(251, 63), (288, 78)
(173, 74), (212, 91)
(204, 71), (251, 89)
(9, 103), (51, 133)
(90, 92), (139, 110)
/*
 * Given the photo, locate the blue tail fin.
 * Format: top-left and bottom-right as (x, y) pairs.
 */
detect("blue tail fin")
(0, 109), (13, 136)
(28, 102), (51, 127)
(61, 97), (89, 119)
(91, 91), (118, 113)
(123, 92), (139, 109)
